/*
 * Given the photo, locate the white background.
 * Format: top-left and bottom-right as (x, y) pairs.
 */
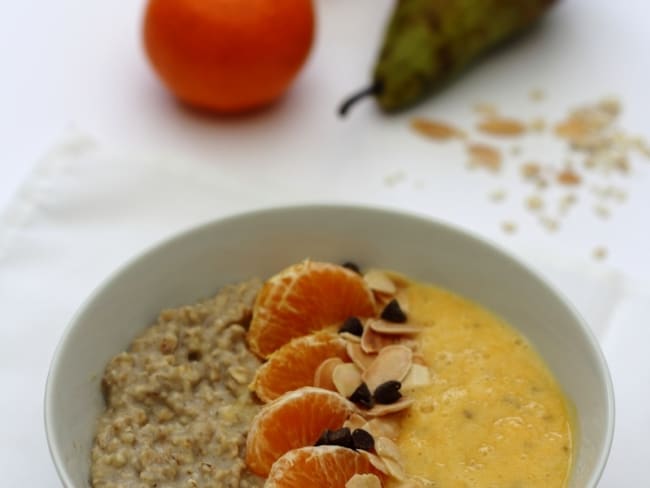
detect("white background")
(1, 0), (650, 485)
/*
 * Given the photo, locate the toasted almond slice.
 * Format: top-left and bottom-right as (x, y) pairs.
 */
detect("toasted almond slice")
(343, 412), (367, 431)
(346, 473), (383, 488)
(376, 437), (407, 481)
(402, 364), (432, 391)
(361, 326), (420, 354)
(412, 353), (427, 366)
(394, 290), (410, 313)
(332, 363), (363, 398)
(340, 331), (362, 343)
(382, 270), (411, 289)
(392, 477), (430, 487)
(347, 342), (376, 371)
(364, 270), (397, 295)
(361, 325), (400, 354)
(314, 357), (345, 391)
(368, 318), (422, 336)
(382, 457), (407, 481)
(374, 291), (394, 307)
(363, 345), (413, 392)
(365, 397), (414, 417)
(363, 417), (401, 441)
(376, 436), (402, 462)
(358, 450), (389, 475)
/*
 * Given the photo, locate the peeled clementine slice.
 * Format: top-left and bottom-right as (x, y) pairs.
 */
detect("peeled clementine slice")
(245, 387), (355, 477)
(251, 331), (348, 402)
(247, 260), (377, 358)
(265, 445), (383, 488)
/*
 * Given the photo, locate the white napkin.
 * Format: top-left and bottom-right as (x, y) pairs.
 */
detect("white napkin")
(1, 134), (648, 485)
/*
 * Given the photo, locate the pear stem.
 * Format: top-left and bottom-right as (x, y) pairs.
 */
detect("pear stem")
(338, 82), (383, 117)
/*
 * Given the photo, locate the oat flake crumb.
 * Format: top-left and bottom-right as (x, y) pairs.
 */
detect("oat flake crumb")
(540, 216), (559, 232)
(529, 88), (545, 101)
(477, 117), (527, 137)
(594, 205), (611, 219)
(593, 246), (608, 260)
(468, 143), (502, 172)
(489, 189), (507, 203)
(411, 118), (465, 141)
(526, 195), (544, 212)
(557, 169), (582, 186)
(384, 171), (407, 187)
(473, 102), (499, 117)
(501, 221), (517, 234)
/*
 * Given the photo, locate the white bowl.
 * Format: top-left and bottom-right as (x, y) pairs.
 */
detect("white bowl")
(45, 204), (614, 487)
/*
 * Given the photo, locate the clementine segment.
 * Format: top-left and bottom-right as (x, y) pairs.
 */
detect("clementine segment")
(143, 0), (315, 112)
(251, 331), (349, 403)
(248, 260), (377, 358)
(245, 387), (355, 477)
(265, 446), (383, 488)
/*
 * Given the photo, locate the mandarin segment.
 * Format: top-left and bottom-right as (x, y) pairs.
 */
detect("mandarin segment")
(265, 446), (384, 488)
(248, 260), (377, 358)
(245, 387), (355, 477)
(250, 331), (348, 402)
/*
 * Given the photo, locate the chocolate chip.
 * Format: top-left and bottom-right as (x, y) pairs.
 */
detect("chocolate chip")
(349, 382), (374, 409)
(380, 299), (407, 323)
(342, 261), (361, 274)
(328, 428), (355, 449)
(351, 428), (375, 451)
(314, 429), (332, 446)
(373, 380), (402, 404)
(338, 317), (363, 336)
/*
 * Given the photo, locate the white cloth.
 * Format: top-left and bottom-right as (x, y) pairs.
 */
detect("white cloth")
(0, 135), (648, 485)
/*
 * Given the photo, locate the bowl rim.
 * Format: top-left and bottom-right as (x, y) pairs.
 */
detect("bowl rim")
(44, 202), (615, 487)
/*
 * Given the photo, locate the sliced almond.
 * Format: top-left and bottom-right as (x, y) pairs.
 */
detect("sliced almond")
(392, 477), (433, 488)
(412, 353), (427, 366)
(314, 357), (344, 391)
(332, 363), (363, 398)
(343, 413), (367, 431)
(394, 290), (410, 313)
(346, 341), (376, 371)
(361, 325), (419, 354)
(345, 473), (383, 488)
(376, 436), (402, 460)
(376, 437), (406, 480)
(340, 331), (362, 343)
(362, 345), (413, 392)
(383, 270), (411, 289)
(361, 326), (401, 354)
(358, 450), (389, 475)
(374, 292), (399, 312)
(363, 417), (401, 441)
(364, 270), (397, 295)
(382, 457), (407, 481)
(402, 364), (432, 390)
(368, 318), (421, 336)
(365, 397), (414, 417)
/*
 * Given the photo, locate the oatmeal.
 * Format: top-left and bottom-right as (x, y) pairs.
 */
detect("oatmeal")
(91, 279), (264, 488)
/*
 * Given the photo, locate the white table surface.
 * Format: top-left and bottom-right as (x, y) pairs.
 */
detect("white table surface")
(2, 0), (650, 486)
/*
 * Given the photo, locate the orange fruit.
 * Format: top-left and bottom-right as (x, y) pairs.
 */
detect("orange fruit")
(245, 387), (355, 477)
(251, 331), (349, 403)
(143, 0), (315, 113)
(265, 446), (383, 487)
(248, 260), (377, 358)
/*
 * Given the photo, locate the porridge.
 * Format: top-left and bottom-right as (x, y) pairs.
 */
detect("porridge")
(91, 279), (264, 488)
(91, 260), (574, 487)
